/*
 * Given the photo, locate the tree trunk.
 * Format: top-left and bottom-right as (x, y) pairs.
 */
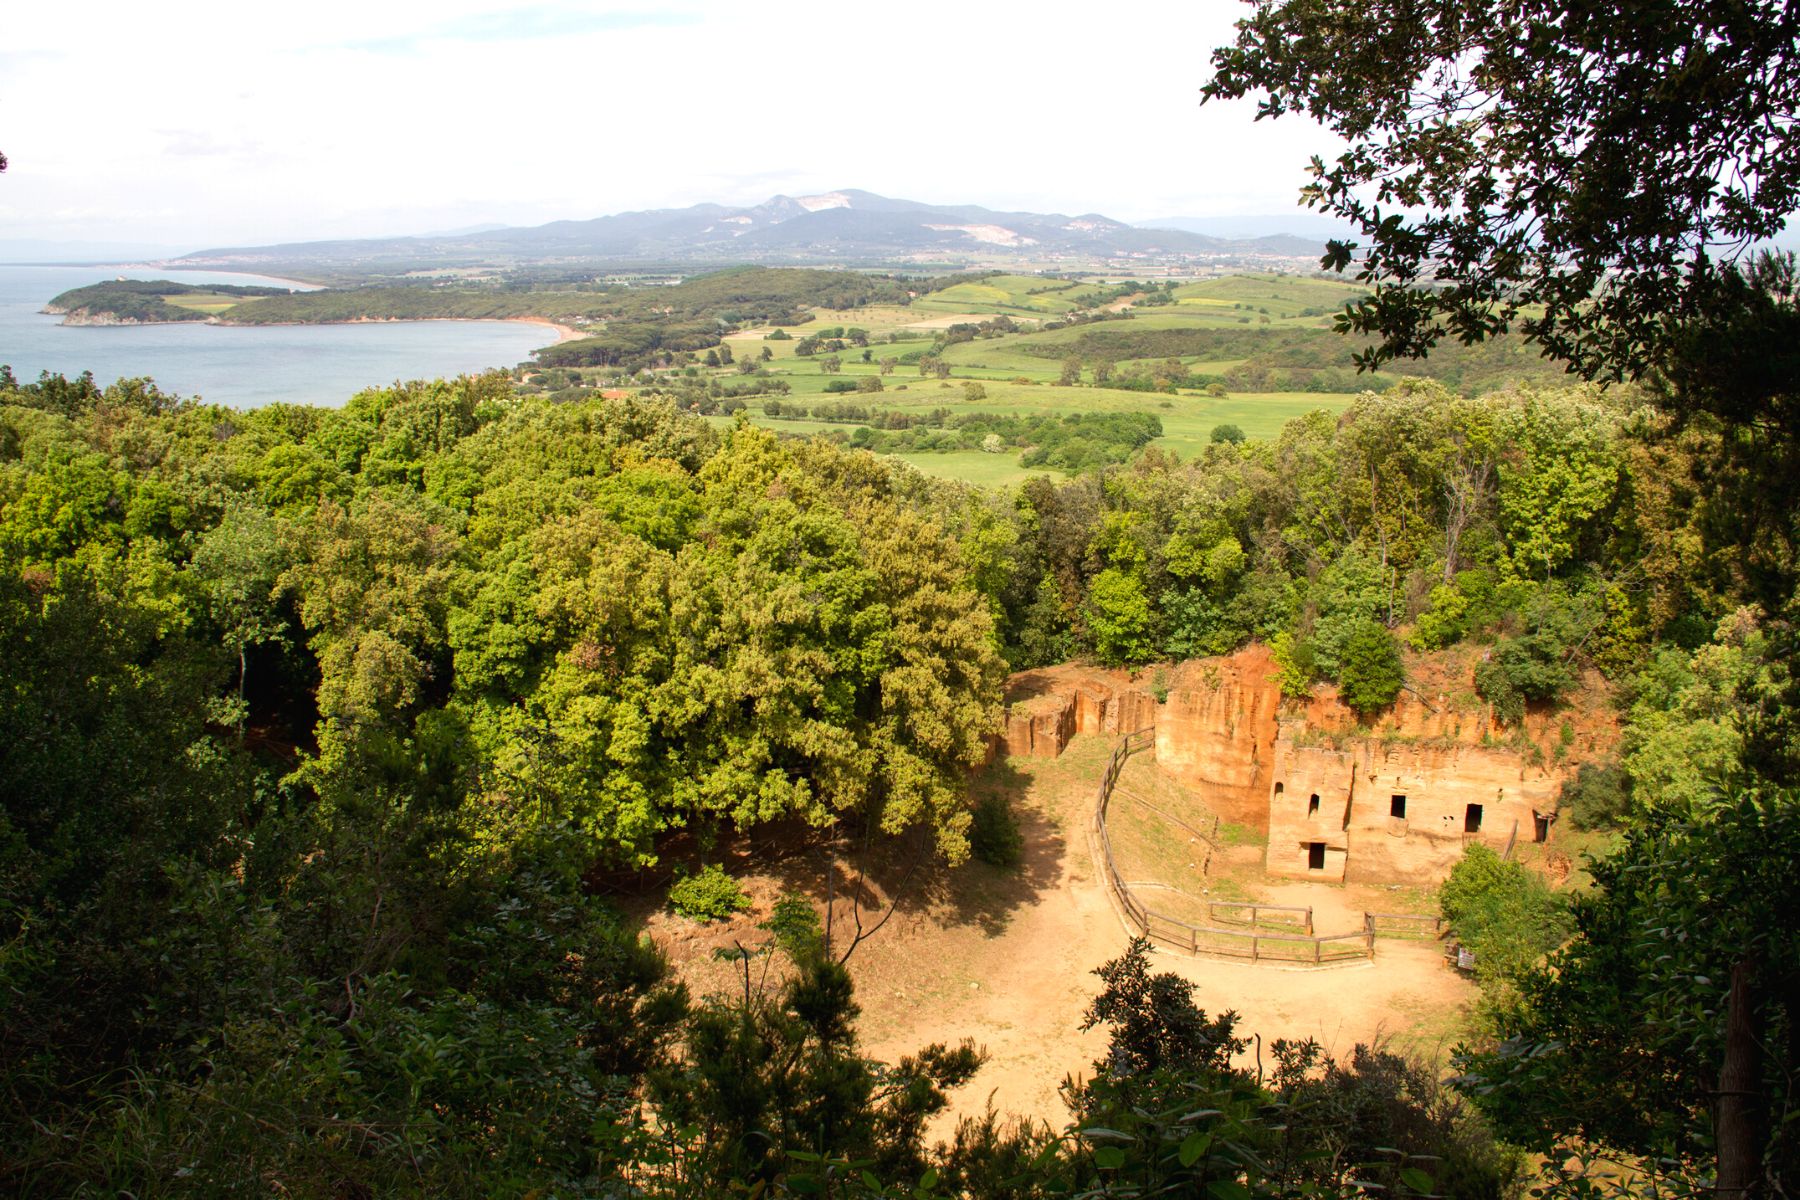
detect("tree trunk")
(1715, 958), (1765, 1198)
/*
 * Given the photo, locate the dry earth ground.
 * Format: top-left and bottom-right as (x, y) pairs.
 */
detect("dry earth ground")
(643, 733), (1477, 1131)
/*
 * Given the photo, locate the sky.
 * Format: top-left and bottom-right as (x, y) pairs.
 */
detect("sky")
(0, 1), (1345, 254)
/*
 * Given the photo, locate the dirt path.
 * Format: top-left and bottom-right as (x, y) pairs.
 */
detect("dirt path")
(655, 734), (1476, 1130)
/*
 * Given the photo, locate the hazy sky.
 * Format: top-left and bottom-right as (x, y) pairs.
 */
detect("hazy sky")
(1, 1), (1342, 252)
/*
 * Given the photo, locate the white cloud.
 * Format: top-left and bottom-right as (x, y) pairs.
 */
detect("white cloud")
(0, 0), (1343, 248)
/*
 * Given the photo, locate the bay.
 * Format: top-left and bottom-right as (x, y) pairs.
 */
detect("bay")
(0, 264), (554, 409)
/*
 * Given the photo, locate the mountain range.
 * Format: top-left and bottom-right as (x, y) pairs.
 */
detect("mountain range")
(169, 190), (1328, 273)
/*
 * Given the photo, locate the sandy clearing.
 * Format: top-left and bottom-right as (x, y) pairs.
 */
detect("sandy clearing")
(654, 733), (1475, 1132)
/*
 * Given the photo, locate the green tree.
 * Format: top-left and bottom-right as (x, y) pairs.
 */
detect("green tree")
(1496, 391), (1622, 580)
(1457, 792), (1800, 1194)
(1440, 844), (1572, 1006)
(1086, 567), (1155, 666)
(1336, 619), (1404, 714)
(189, 501), (286, 730)
(1474, 631), (1577, 723)
(1203, 0), (1800, 390)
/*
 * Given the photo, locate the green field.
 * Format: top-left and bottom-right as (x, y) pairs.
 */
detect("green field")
(600, 271), (1566, 487)
(160, 291), (250, 314)
(1169, 273), (1367, 322)
(908, 273), (1096, 317)
(703, 378), (1351, 484)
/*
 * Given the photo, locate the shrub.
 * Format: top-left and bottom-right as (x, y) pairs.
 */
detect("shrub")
(1209, 422), (1246, 444)
(1086, 568), (1157, 666)
(1440, 844), (1572, 998)
(1474, 631), (1575, 722)
(1409, 582), (1471, 650)
(1561, 760), (1631, 830)
(1270, 631), (1317, 699)
(1337, 620), (1405, 713)
(760, 892), (824, 959)
(969, 790), (1024, 868)
(668, 864), (750, 922)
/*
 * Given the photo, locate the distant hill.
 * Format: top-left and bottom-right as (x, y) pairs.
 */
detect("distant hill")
(1134, 214), (1356, 254)
(169, 190), (1333, 275)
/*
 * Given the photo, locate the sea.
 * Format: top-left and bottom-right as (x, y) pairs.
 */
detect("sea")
(0, 264), (554, 409)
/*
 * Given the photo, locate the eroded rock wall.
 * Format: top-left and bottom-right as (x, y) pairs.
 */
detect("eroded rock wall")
(1003, 667), (1159, 757)
(1000, 644), (1610, 886)
(1265, 728), (1561, 884)
(1152, 650), (1283, 830)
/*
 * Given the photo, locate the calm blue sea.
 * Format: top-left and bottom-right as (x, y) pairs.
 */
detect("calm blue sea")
(0, 264), (553, 409)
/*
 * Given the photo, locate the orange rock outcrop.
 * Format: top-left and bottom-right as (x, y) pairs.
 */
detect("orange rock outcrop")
(997, 645), (1614, 886)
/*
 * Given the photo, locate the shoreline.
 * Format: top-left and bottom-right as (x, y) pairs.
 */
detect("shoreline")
(108, 264), (327, 291)
(235, 315), (584, 344)
(49, 312), (583, 345)
(501, 316), (581, 343)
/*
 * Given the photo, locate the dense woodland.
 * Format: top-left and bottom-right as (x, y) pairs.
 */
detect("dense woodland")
(1, 349), (1794, 1193)
(44, 279), (293, 323)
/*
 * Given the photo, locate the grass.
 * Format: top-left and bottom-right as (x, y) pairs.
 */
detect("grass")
(1171, 273), (1368, 320)
(704, 383), (1350, 485)
(889, 449), (1046, 487)
(160, 291), (247, 314)
(637, 273), (1420, 488)
(910, 274), (1094, 317)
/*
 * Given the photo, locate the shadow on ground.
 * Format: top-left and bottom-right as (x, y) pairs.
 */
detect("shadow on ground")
(593, 754), (1065, 948)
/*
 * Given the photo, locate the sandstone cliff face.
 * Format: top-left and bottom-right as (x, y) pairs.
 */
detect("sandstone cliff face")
(999, 644), (1614, 887)
(1265, 729), (1561, 884)
(1000, 686), (1076, 758)
(1150, 649), (1283, 830)
(1002, 665), (1159, 756)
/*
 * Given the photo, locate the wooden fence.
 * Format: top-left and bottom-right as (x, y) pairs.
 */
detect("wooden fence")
(1093, 731), (1450, 965)
(1365, 911), (1448, 939)
(1094, 729), (1373, 965)
(1205, 900), (1313, 933)
(1111, 787), (1222, 875)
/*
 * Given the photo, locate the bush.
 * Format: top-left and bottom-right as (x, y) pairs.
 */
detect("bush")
(1337, 620), (1405, 714)
(1270, 631), (1317, 699)
(668, 864), (751, 922)
(1561, 760), (1631, 830)
(1209, 422), (1245, 444)
(1086, 568), (1157, 666)
(969, 790), (1024, 868)
(1409, 582), (1471, 650)
(1440, 845), (1572, 998)
(1474, 631), (1575, 722)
